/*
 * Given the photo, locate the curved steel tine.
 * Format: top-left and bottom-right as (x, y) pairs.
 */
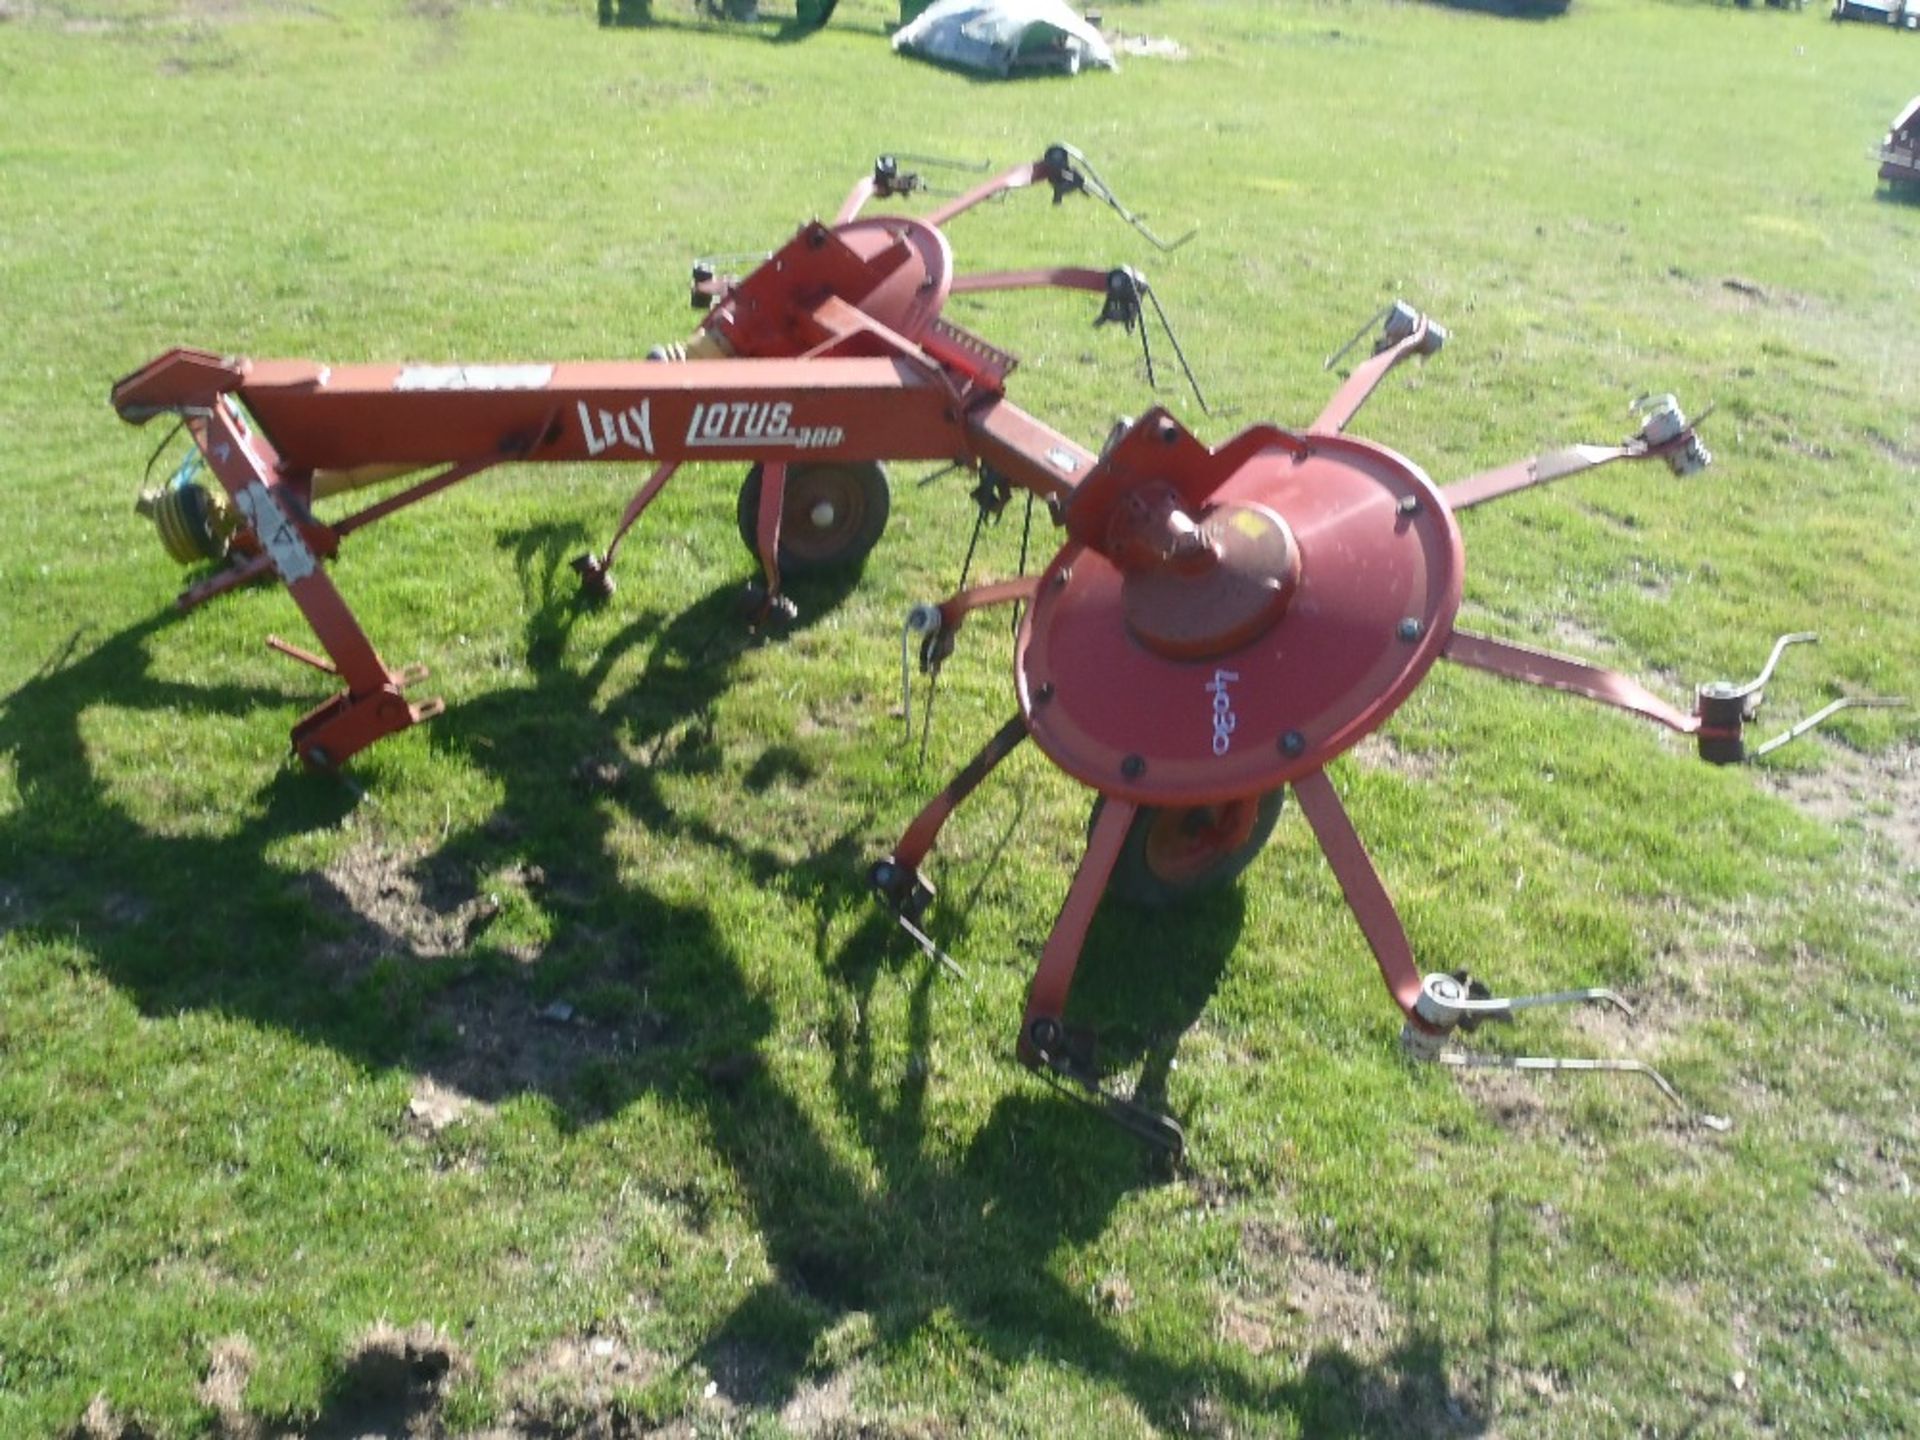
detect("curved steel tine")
(1424, 1045), (1685, 1109)
(1323, 304), (1394, 372)
(1060, 142), (1198, 253)
(888, 151), (993, 173)
(1494, 986), (1635, 1018)
(1416, 972), (1636, 1025)
(891, 909), (967, 982)
(1751, 694), (1908, 759)
(1143, 285), (1213, 415)
(1741, 631), (1820, 700)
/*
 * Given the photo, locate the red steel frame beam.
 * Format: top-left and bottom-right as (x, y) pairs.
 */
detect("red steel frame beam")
(113, 143), (1175, 768)
(1442, 628), (1703, 736)
(119, 355), (970, 471)
(1441, 443), (1637, 512)
(1312, 318), (1437, 435)
(114, 337), (1102, 766)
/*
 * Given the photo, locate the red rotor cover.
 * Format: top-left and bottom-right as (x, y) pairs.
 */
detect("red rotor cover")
(707, 216), (953, 356)
(1016, 430), (1463, 807)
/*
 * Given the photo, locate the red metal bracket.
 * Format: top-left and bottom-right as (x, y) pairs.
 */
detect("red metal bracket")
(186, 400), (438, 769)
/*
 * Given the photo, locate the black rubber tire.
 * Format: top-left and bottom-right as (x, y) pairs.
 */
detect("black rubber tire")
(153, 481), (231, 565)
(735, 461), (890, 576)
(1093, 790), (1286, 909)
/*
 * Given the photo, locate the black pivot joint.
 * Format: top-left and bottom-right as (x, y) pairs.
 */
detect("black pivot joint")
(1095, 267), (1147, 331)
(1043, 142), (1086, 204)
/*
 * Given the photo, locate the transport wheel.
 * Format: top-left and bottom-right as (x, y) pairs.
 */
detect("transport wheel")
(1094, 790), (1285, 909)
(736, 461), (890, 575)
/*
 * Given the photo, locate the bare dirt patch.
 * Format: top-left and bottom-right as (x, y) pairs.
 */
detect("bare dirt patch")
(314, 1321), (468, 1438)
(196, 1337), (259, 1440)
(296, 842), (659, 1105)
(71, 1393), (151, 1440)
(405, 1076), (491, 1137)
(1217, 1297), (1278, 1356)
(1450, 1063), (1575, 1140)
(80, 1325), (471, 1440)
(1235, 1219), (1395, 1362)
(420, 970), (660, 1105)
(777, 1367), (861, 1437)
(1865, 427), (1920, 469)
(1759, 739), (1919, 878)
(1283, 1254), (1396, 1358)
(496, 1331), (665, 1434)
(307, 841), (504, 966)
(1351, 732), (1449, 783)
(1233, 1220), (1482, 1434)
(1547, 613), (1616, 657)
(1706, 274), (1823, 316)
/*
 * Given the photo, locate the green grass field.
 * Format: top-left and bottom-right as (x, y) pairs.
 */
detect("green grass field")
(1, 0), (1915, 1434)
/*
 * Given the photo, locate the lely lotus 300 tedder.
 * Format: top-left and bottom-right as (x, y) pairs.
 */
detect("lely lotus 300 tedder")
(112, 144), (1901, 1151)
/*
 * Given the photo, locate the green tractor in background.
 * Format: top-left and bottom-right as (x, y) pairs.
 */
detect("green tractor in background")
(599, 0), (843, 28)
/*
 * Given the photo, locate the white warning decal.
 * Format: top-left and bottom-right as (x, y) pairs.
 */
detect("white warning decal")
(395, 364), (554, 392)
(234, 482), (316, 584)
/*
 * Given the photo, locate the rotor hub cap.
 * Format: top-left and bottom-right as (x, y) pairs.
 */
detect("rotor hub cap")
(1122, 502), (1300, 661)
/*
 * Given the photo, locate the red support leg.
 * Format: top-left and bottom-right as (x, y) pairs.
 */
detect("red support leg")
(869, 713), (1030, 975)
(1291, 767), (1438, 1035)
(891, 713), (1029, 873)
(573, 460), (684, 601)
(602, 461), (682, 570)
(1017, 791), (1135, 1065)
(753, 460), (788, 619)
(189, 400), (439, 769)
(1013, 791), (1187, 1154)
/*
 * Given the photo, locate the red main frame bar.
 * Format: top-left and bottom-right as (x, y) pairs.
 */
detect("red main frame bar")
(114, 348), (1092, 507)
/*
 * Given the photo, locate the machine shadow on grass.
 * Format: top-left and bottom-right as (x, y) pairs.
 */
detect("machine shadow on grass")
(685, 876), (1485, 1435)
(0, 617), (363, 1017)
(0, 535), (1487, 1435)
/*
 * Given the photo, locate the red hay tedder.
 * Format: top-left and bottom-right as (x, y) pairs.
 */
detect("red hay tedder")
(113, 144), (1902, 1152)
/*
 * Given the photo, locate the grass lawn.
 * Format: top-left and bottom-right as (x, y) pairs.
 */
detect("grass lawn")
(0, 0), (1915, 1435)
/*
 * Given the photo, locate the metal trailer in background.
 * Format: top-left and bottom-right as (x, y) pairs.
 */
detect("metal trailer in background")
(1879, 95), (1920, 188)
(1831, 0), (1919, 27)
